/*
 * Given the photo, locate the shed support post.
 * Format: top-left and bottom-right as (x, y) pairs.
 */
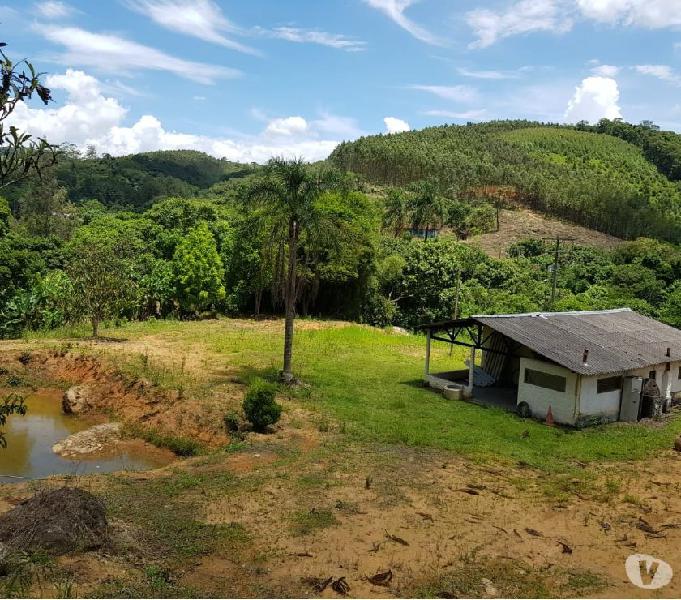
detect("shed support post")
(467, 346), (475, 396)
(424, 329), (431, 383)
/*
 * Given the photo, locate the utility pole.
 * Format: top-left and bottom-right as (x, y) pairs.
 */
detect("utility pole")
(544, 236), (575, 310)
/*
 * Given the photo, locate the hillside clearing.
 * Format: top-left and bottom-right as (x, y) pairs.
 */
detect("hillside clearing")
(465, 208), (624, 258)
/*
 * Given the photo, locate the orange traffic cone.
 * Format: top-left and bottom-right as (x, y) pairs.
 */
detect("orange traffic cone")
(546, 405), (555, 427)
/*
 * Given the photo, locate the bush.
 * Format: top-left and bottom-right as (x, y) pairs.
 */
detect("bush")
(243, 378), (281, 432)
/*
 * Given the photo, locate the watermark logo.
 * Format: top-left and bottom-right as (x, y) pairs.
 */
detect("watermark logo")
(625, 554), (673, 590)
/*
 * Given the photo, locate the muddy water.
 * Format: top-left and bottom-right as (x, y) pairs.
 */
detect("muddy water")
(0, 388), (172, 483)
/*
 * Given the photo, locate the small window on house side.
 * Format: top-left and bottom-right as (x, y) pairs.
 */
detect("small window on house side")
(648, 370), (657, 380)
(678, 366), (681, 380)
(597, 376), (621, 394)
(524, 368), (566, 393)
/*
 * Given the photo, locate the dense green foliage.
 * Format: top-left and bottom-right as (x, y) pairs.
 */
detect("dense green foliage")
(330, 119), (681, 242)
(4, 149), (255, 211)
(2, 119), (681, 339)
(242, 377), (281, 432)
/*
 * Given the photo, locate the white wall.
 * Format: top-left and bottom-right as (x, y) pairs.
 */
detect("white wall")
(629, 361), (681, 399)
(579, 376), (622, 422)
(518, 358), (578, 425)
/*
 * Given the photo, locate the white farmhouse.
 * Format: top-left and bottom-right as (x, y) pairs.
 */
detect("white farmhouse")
(422, 309), (681, 426)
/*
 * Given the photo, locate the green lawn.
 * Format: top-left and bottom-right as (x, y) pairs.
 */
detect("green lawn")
(27, 318), (681, 471)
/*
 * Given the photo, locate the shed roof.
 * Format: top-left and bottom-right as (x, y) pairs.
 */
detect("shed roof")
(426, 309), (681, 376)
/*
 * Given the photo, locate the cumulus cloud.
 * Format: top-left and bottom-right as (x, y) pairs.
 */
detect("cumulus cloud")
(410, 84), (479, 103)
(264, 116), (309, 137)
(364, 0), (441, 45)
(575, 0), (681, 27)
(564, 76), (622, 123)
(591, 63), (620, 77)
(384, 117), (410, 134)
(466, 0), (571, 48)
(35, 0), (75, 19)
(8, 70), (356, 162)
(37, 25), (238, 84)
(127, 0), (258, 54)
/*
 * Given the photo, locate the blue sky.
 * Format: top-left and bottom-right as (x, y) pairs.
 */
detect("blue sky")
(2, 0), (681, 162)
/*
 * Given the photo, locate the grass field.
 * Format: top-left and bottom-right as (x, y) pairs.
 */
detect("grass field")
(26, 317), (681, 471)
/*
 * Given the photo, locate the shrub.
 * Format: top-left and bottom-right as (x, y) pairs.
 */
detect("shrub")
(243, 378), (281, 432)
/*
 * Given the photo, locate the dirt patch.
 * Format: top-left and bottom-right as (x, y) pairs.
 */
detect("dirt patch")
(11, 350), (233, 449)
(466, 208), (624, 258)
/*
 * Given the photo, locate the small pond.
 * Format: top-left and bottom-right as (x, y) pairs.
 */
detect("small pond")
(0, 388), (173, 483)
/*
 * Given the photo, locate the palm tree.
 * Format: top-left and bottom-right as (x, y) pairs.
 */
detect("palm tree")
(248, 158), (332, 383)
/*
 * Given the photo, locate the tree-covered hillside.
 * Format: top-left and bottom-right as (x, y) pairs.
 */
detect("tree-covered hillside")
(329, 120), (681, 243)
(4, 149), (257, 211)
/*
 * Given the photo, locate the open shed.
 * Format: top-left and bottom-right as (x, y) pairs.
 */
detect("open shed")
(421, 308), (681, 426)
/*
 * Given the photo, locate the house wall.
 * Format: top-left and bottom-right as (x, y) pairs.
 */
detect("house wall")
(518, 357), (579, 425)
(628, 361), (681, 399)
(578, 376), (622, 423)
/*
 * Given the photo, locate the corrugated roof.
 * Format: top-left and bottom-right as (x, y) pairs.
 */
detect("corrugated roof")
(471, 308), (681, 376)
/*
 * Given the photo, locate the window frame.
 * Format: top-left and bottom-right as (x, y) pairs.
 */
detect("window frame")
(597, 376), (622, 394)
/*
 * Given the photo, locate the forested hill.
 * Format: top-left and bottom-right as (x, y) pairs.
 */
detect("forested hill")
(329, 120), (681, 243)
(5, 149), (256, 211)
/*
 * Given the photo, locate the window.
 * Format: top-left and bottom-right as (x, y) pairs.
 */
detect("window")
(597, 376), (621, 394)
(648, 370), (657, 381)
(678, 366), (681, 380)
(524, 368), (566, 393)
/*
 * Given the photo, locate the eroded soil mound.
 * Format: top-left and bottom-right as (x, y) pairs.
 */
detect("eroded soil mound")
(0, 488), (107, 555)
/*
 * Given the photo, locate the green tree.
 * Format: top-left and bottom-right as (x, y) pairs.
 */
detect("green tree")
(65, 220), (140, 337)
(0, 393), (26, 448)
(0, 196), (10, 237)
(172, 222), (225, 314)
(247, 158), (337, 382)
(0, 41), (56, 188)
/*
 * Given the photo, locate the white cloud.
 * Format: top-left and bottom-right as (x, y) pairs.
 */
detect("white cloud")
(591, 63), (620, 77)
(635, 64), (681, 86)
(37, 25), (238, 84)
(311, 113), (365, 139)
(564, 76), (622, 123)
(576, 0), (681, 27)
(127, 0), (258, 54)
(264, 116), (309, 137)
(364, 0), (441, 45)
(410, 84), (479, 103)
(466, 0), (572, 48)
(266, 27), (367, 51)
(457, 67), (523, 80)
(384, 117), (410, 134)
(8, 69), (353, 163)
(35, 0), (75, 19)
(424, 109), (487, 120)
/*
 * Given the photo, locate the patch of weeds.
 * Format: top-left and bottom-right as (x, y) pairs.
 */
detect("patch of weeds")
(124, 424), (203, 456)
(561, 569), (608, 595)
(103, 474), (243, 562)
(622, 493), (647, 509)
(291, 508), (337, 536)
(223, 410), (242, 433)
(540, 473), (591, 503)
(0, 550), (55, 599)
(92, 572), (200, 599)
(297, 472), (329, 489)
(389, 399), (406, 410)
(223, 440), (249, 453)
(334, 499), (361, 515)
(316, 417), (330, 433)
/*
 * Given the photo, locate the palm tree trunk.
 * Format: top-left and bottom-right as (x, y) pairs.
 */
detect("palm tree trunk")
(282, 218), (298, 382)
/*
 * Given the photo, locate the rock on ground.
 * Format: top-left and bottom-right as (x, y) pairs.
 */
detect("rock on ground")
(0, 488), (107, 555)
(52, 422), (122, 457)
(674, 435), (681, 452)
(62, 384), (94, 414)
